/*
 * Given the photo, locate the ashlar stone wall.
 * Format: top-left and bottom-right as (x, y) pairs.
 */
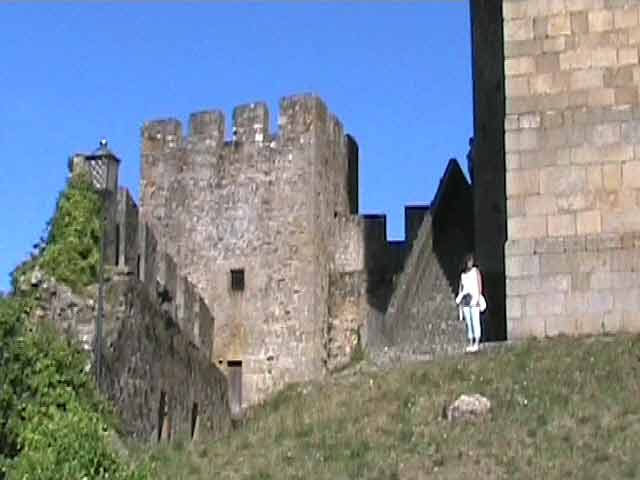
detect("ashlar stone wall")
(504, 0), (640, 337)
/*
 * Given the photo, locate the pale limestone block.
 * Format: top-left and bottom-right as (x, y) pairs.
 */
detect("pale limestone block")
(548, 213), (576, 236)
(543, 36), (566, 53)
(540, 165), (586, 195)
(565, 236), (587, 252)
(540, 274), (572, 292)
(505, 56), (536, 76)
(571, 11), (589, 33)
(577, 210), (602, 235)
(621, 120), (640, 144)
(540, 252), (572, 273)
(557, 191), (596, 211)
(506, 152), (522, 170)
(585, 232), (622, 251)
(528, 0), (566, 17)
(599, 143), (633, 163)
(603, 311), (623, 333)
(575, 250), (609, 273)
(504, 238), (535, 256)
(508, 215), (547, 239)
(535, 236), (565, 253)
(508, 316), (545, 339)
(622, 311), (640, 332)
(507, 169), (540, 196)
(507, 276), (540, 296)
(587, 165), (603, 189)
(543, 111), (564, 129)
(560, 49), (591, 70)
(505, 129), (539, 152)
(610, 248), (640, 271)
(505, 254), (540, 277)
(591, 271), (640, 290)
(622, 160), (640, 188)
(506, 76), (530, 97)
(530, 73), (561, 95)
(526, 293), (565, 316)
(613, 288), (640, 312)
(505, 39), (542, 59)
(546, 314), (572, 337)
(566, 290), (613, 314)
(507, 296), (522, 319)
(505, 18), (534, 42)
(603, 164), (622, 192)
(570, 69), (604, 90)
(629, 26), (640, 45)
(536, 53), (561, 73)
(519, 112), (541, 129)
(618, 47), (639, 66)
(547, 14), (572, 36)
(576, 313), (605, 335)
(572, 272), (591, 291)
(571, 145), (599, 164)
(615, 87), (638, 105)
(503, 1), (527, 20)
(588, 10), (614, 32)
(590, 123), (621, 146)
(538, 92), (570, 111)
(525, 194), (558, 215)
(591, 46), (618, 68)
(566, 0), (604, 13)
(588, 88), (616, 107)
(505, 114), (520, 131)
(602, 210), (640, 232)
(614, 7), (639, 30)
(604, 66), (634, 88)
(509, 197), (527, 217)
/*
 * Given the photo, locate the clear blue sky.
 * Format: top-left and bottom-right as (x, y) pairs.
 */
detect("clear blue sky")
(0, 2), (473, 293)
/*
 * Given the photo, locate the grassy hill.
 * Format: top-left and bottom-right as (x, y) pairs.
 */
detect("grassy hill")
(144, 334), (640, 479)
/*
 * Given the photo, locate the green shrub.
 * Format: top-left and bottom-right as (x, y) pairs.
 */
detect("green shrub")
(0, 296), (150, 479)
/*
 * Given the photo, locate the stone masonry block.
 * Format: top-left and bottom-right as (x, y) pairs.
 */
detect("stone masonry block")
(508, 316), (545, 339)
(547, 14), (572, 36)
(557, 191), (596, 211)
(571, 12), (589, 34)
(566, 290), (613, 315)
(587, 165), (603, 189)
(618, 47), (639, 66)
(546, 314), (576, 336)
(577, 210), (602, 235)
(548, 213), (576, 237)
(505, 18), (534, 42)
(588, 88), (616, 107)
(614, 8), (639, 30)
(622, 160), (640, 188)
(506, 296), (522, 319)
(630, 26), (640, 45)
(505, 254), (540, 277)
(525, 194), (557, 215)
(586, 233), (622, 251)
(534, 237), (565, 253)
(505, 238), (535, 256)
(530, 73), (565, 95)
(576, 313), (605, 335)
(570, 69), (604, 90)
(540, 253), (572, 274)
(567, 0), (605, 13)
(519, 112), (541, 129)
(543, 36), (566, 53)
(505, 57), (536, 76)
(507, 276), (539, 296)
(526, 293), (565, 316)
(506, 115), (520, 131)
(592, 47), (618, 68)
(603, 164), (621, 191)
(505, 129), (539, 152)
(614, 288), (640, 312)
(503, 1), (527, 20)
(528, 0), (566, 17)
(505, 39), (542, 59)
(540, 166), (586, 195)
(535, 54), (561, 74)
(508, 197), (526, 216)
(506, 76), (530, 97)
(604, 311), (623, 333)
(508, 216), (547, 240)
(603, 210), (640, 233)
(590, 123), (621, 146)
(507, 169), (540, 196)
(615, 87), (638, 106)
(621, 120), (640, 143)
(560, 50), (591, 70)
(588, 10), (614, 32)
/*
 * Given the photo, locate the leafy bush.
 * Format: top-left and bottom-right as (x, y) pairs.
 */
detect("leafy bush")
(11, 172), (103, 294)
(0, 296), (150, 479)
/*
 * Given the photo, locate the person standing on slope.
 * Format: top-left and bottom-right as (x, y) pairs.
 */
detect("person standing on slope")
(456, 253), (485, 353)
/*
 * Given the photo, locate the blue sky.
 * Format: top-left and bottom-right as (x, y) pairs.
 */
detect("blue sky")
(0, 2), (473, 292)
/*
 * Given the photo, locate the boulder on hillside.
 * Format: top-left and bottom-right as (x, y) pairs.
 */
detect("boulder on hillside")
(445, 393), (491, 422)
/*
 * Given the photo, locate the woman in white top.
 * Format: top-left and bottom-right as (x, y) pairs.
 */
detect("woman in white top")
(455, 253), (483, 352)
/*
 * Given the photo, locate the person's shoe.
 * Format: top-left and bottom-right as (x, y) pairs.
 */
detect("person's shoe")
(465, 344), (473, 353)
(471, 342), (479, 353)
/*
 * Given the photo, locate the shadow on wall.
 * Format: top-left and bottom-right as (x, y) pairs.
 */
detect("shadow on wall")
(431, 159), (475, 294)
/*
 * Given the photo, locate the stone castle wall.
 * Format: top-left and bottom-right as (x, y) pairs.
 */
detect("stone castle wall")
(503, 0), (640, 337)
(140, 95), (364, 407)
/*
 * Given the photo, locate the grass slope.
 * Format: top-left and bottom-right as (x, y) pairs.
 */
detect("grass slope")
(147, 335), (640, 479)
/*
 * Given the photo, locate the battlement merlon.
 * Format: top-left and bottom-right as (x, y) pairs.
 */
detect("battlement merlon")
(233, 102), (269, 143)
(189, 110), (225, 144)
(141, 119), (183, 154)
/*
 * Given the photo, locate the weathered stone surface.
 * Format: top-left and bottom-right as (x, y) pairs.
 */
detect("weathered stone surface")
(446, 394), (492, 422)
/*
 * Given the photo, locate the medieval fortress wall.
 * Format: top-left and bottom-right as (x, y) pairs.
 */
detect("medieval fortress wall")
(503, 0), (640, 337)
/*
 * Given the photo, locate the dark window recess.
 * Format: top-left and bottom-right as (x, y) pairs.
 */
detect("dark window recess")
(191, 402), (199, 439)
(136, 255), (141, 280)
(157, 391), (167, 443)
(115, 223), (120, 266)
(230, 269), (245, 291)
(227, 360), (243, 418)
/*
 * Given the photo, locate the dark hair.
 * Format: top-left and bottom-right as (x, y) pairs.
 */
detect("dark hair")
(462, 253), (475, 272)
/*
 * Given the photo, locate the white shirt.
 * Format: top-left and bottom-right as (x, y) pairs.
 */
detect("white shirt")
(459, 267), (480, 305)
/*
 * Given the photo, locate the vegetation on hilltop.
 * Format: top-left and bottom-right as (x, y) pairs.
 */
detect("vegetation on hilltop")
(146, 335), (640, 479)
(0, 175), (149, 479)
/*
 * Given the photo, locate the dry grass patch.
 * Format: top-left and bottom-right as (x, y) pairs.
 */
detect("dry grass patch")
(143, 335), (640, 479)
